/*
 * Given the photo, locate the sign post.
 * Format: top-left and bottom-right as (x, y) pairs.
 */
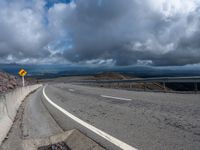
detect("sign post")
(18, 69), (27, 87)
(22, 76), (25, 87)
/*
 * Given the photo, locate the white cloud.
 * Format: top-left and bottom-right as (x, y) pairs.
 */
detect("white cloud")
(0, 0), (50, 59)
(149, 0), (198, 17)
(85, 59), (116, 66)
(137, 60), (153, 65)
(0, 0), (200, 66)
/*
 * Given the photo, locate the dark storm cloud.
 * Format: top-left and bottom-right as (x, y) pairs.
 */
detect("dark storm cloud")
(62, 0), (149, 63)
(54, 0), (200, 66)
(0, 0), (200, 66)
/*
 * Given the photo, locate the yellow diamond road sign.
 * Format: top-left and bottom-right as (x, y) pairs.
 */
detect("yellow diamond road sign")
(18, 69), (27, 77)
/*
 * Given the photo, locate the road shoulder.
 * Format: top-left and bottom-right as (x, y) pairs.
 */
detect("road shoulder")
(0, 88), (63, 150)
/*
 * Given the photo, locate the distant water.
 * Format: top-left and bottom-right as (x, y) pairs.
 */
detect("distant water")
(0, 64), (200, 78)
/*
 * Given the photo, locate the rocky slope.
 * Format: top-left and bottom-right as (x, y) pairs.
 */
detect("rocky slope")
(0, 72), (36, 93)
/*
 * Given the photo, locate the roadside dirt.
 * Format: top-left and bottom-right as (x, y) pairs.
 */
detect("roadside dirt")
(0, 95), (27, 150)
(0, 88), (63, 150)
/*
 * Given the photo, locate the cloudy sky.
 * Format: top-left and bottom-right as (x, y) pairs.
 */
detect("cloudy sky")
(0, 0), (200, 66)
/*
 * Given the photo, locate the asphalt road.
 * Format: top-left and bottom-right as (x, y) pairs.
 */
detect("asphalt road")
(41, 83), (200, 150)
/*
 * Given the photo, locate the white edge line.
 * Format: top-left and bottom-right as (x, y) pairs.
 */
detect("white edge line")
(101, 95), (132, 101)
(43, 86), (137, 150)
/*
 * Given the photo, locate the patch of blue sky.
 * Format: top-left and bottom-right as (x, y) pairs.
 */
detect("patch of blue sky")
(45, 0), (72, 9)
(98, 0), (103, 7)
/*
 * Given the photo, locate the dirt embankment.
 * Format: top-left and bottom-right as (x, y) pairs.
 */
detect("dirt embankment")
(86, 72), (166, 91)
(93, 72), (132, 80)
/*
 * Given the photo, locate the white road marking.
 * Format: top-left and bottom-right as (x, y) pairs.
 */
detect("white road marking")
(69, 89), (75, 92)
(101, 95), (132, 101)
(43, 86), (137, 150)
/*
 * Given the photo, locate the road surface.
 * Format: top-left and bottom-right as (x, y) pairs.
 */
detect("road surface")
(1, 83), (200, 150)
(42, 83), (200, 150)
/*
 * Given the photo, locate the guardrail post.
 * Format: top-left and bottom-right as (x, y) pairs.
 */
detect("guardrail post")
(144, 83), (146, 91)
(163, 82), (166, 92)
(194, 82), (198, 93)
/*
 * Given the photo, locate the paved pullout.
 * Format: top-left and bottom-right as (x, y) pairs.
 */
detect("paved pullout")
(43, 83), (200, 150)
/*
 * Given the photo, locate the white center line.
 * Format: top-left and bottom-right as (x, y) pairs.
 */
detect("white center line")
(101, 95), (132, 101)
(43, 86), (137, 150)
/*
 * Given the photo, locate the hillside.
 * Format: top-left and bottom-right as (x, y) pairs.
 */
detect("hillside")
(68, 72), (168, 91)
(94, 72), (130, 80)
(0, 72), (20, 93)
(0, 72), (37, 93)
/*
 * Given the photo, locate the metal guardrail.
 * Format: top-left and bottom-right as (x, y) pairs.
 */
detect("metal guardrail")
(79, 76), (200, 83)
(78, 76), (200, 93)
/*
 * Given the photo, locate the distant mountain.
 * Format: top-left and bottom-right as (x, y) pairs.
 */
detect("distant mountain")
(92, 72), (134, 80)
(0, 64), (200, 78)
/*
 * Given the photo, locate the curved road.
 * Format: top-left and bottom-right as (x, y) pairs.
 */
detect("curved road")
(41, 83), (200, 150)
